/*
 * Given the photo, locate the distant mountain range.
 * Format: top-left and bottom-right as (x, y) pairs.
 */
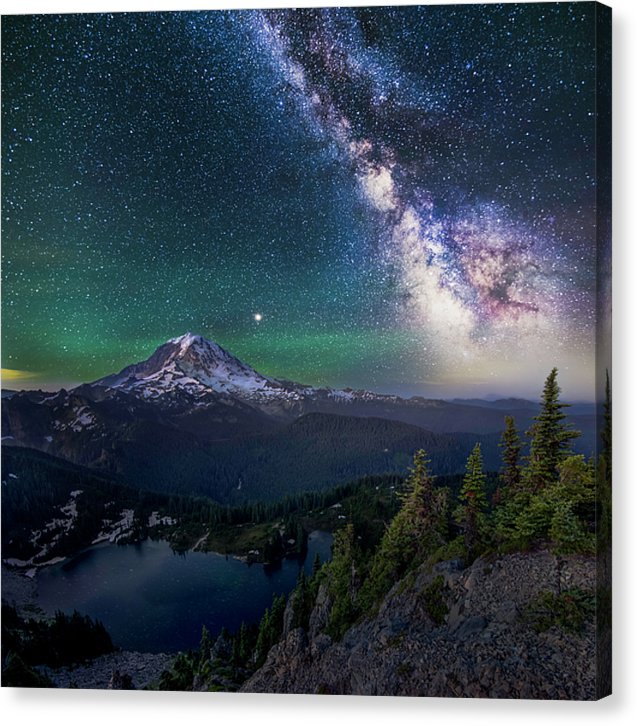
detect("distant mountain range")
(448, 397), (597, 418)
(1, 333), (598, 502)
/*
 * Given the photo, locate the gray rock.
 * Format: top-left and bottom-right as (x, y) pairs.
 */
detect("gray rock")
(241, 549), (597, 700)
(447, 600), (466, 631)
(433, 559), (464, 579)
(309, 583), (331, 638)
(40, 651), (174, 690)
(281, 590), (297, 638)
(108, 670), (135, 690)
(376, 618), (408, 646)
(310, 633), (332, 658)
(494, 600), (519, 624)
(452, 615), (488, 640)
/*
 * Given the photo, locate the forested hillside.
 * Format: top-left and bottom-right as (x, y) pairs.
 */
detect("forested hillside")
(154, 369), (611, 698)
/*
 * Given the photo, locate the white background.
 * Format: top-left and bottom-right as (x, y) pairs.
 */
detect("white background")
(0, 0), (635, 724)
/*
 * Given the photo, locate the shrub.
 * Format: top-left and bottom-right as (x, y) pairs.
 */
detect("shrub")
(549, 501), (594, 554)
(429, 535), (467, 566)
(524, 588), (595, 633)
(421, 575), (449, 626)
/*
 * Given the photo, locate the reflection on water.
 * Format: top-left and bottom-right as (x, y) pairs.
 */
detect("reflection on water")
(37, 530), (332, 653)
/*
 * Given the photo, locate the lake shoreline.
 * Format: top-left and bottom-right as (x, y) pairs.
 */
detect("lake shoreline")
(16, 531), (331, 654)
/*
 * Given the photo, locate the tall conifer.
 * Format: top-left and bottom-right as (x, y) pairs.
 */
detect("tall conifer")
(358, 450), (447, 611)
(459, 443), (488, 555)
(524, 368), (580, 491)
(498, 415), (522, 497)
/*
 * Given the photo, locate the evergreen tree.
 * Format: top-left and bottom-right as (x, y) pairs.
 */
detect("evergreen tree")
(254, 593), (286, 667)
(458, 443), (488, 556)
(296, 522), (308, 556)
(197, 624), (212, 670)
(524, 368), (580, 492)
(325, 523), (359, 640)
(254, 607), (271, 667)
(291, 569), (313, 630)
(498, 415), (522, 499)
(358, 450), (447, 611)
(549, 501), (586, 554)
(232, 622), (251, 667)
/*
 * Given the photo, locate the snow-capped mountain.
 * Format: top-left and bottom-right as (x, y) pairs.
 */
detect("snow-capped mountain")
(83, 333), (559, 430)
(1, 333), (595, 502)
(95, 332), (294, 400)
(93, 332), (366, 407)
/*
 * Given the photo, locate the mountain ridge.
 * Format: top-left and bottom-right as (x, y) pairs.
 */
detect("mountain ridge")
(2, 333), (597, 502)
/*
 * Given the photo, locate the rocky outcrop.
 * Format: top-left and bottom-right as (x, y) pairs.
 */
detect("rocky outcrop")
(241, 550), (597, 699)
(38, 651), (174, 690)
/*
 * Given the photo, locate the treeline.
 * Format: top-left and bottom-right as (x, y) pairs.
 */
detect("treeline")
(2, 445), (406, 564)
(292, 368), (611, 641)
(166, 473), (404, 528)
(1, 448), (198, 561)
(2, 448), (146, 560)
(166, 472), (405, 560)
(2, 605), (114, 687)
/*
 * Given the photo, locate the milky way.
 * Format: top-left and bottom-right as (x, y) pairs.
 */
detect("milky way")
(1, 4), (608, 398)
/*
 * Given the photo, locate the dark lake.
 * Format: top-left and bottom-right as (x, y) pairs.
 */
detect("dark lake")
(36, 530), (332, 653)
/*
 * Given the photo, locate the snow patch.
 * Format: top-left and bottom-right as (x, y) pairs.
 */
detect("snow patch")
(3, 557), (31, 567)
(70, 406), (96, 432)
(92, 508), (137, 544)
(147, 511), (177, 527)
(8, 490), (85, 568)
(327, 389), (355, 401)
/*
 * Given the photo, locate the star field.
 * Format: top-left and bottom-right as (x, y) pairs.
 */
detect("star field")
(1, 4), (607, 398)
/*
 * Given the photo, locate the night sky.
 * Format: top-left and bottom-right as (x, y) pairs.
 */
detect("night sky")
(1, 4), (606, 399)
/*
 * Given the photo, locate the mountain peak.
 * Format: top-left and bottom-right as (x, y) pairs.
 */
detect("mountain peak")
(168, 331), (204, 349)
(165, 332), (228, 361)
(169, 331), (199, 344)
(162, 333), (246, 372)
(93, 333), (279, 400)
